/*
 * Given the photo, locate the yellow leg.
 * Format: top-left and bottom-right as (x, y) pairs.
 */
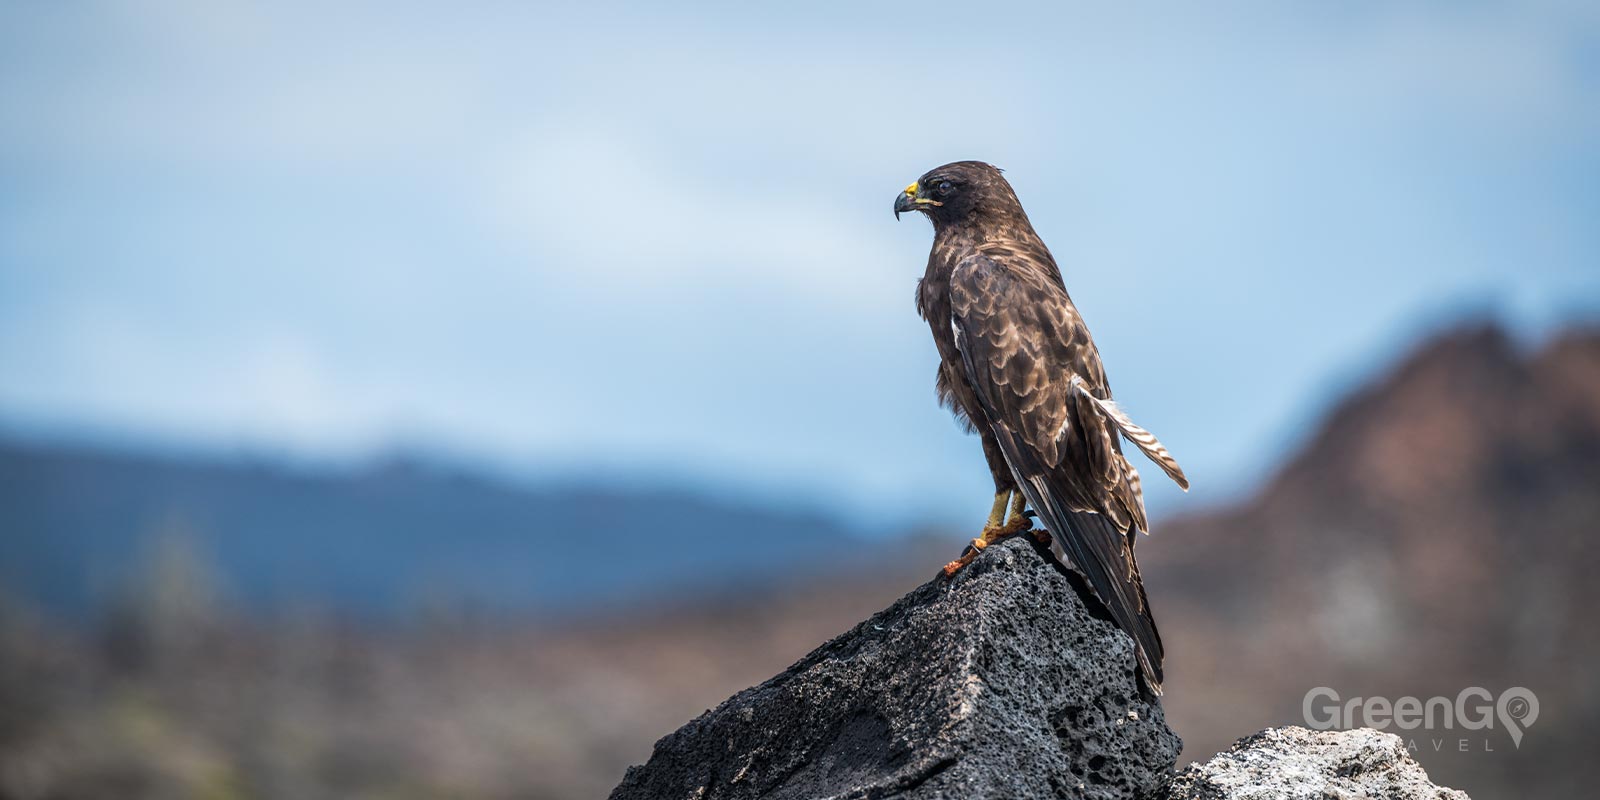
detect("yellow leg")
(973, 490), (1013, 549)
(943, 491), (1012, 577)
(998, 491), (1031, 535)
(985, 491), (1009, 529)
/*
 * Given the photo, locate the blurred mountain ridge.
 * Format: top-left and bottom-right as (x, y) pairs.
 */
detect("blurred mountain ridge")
(0, 438), (866, 620)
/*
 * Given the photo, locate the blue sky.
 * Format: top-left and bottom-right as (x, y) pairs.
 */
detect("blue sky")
(2, 1), (1597, 528)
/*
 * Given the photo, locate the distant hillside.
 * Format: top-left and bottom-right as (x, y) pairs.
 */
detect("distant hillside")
(0, 442), (865, 619)
(1145, 323), (1600, 798)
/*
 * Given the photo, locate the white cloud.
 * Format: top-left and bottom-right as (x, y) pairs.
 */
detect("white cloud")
(473, 122), (907, 310)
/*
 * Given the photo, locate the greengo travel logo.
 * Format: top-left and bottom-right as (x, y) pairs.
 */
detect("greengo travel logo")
(1303, 687), (1538, 752)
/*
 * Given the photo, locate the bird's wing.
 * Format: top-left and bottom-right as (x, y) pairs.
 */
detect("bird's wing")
(948, 251), (1177, 693)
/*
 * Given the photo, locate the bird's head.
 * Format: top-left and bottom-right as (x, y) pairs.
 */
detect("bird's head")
(893, 161), (1024, 228)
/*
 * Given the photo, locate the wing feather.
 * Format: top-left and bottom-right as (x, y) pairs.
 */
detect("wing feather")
(948, 251), (1172, 693)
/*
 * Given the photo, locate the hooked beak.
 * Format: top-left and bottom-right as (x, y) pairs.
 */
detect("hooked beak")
(894, 182), (918, 219)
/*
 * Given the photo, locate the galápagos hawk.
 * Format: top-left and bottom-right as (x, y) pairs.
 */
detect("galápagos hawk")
(895, 161), (1188, 694)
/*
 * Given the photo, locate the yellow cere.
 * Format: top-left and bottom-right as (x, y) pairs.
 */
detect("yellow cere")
(904, 182), (918, 197)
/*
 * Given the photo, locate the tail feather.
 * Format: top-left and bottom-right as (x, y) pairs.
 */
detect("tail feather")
(1069, 376), (1188, 491)
(1042, 495), (1165, 695)
(997, 429), (1165, 695)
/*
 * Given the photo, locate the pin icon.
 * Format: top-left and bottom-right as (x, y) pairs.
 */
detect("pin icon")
(1497, 687), (1538, 749)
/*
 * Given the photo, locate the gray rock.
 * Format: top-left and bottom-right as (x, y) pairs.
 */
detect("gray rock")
(609, 537), (1475, 799)
(609, 536), (1182, 800)
(1165, 726), (1470, 800)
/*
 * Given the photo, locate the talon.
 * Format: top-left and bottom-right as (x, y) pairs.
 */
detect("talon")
(1029, 528), (1053, 547)
(942, 549), (980, 577)
(945, 490), (1028, 578)
(942, 537), (990, 577)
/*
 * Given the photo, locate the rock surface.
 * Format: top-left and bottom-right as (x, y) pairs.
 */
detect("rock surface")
(1165, 726), (1470, 800)
(609, 536), (1181, 800)
(610, 537), (1473, 799)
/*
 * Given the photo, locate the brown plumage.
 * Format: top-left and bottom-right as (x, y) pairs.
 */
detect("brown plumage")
(894, 161), (1188, 694)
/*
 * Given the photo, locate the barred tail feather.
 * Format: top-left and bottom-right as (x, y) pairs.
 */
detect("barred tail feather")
(1070, 377), (1189, 491)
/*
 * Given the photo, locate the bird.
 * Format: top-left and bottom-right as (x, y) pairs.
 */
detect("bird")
(894, 161), (1188, 694)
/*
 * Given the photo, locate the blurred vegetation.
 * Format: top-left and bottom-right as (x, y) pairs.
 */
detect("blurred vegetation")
(0, 525), (943, 800)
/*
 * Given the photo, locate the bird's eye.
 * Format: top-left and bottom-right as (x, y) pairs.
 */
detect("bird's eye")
(937, 181), (954, 194)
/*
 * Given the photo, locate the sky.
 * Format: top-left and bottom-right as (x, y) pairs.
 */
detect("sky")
(2, 1), (1597, 528)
